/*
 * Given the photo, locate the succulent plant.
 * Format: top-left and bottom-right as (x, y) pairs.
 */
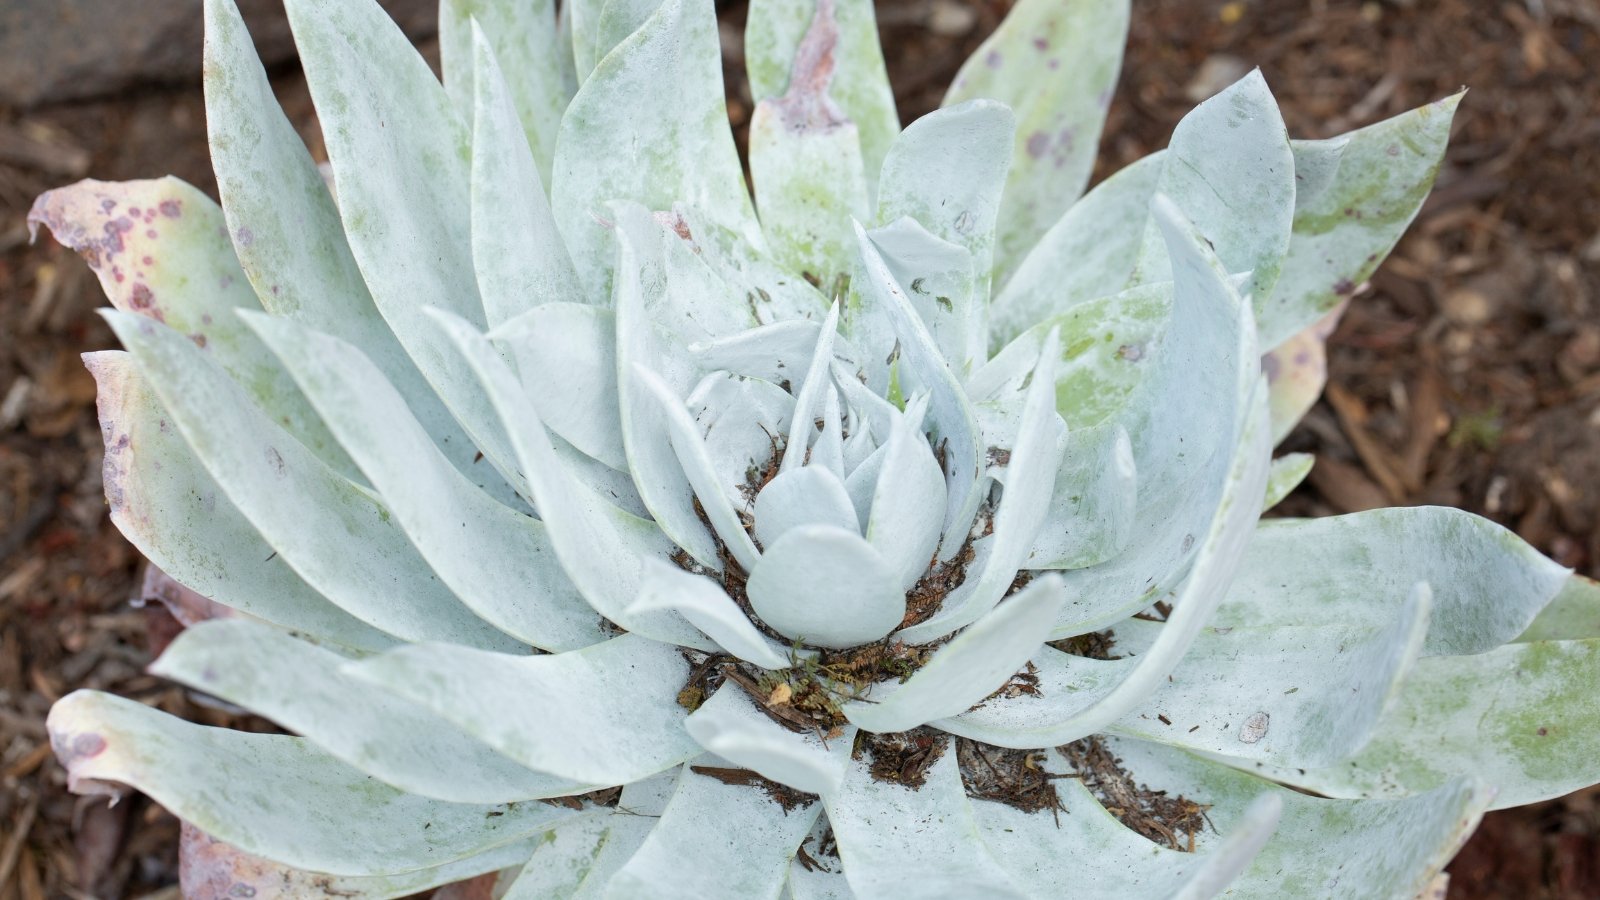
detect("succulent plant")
(29, 0), (1600, 896)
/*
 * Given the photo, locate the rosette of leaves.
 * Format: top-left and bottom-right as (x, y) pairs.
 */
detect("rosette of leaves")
(31, 0), (1600, 896)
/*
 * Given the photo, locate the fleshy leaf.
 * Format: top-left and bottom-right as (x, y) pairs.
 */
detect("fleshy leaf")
(757, 465), (861, 548)
(284, 0), (530, 494)
(748, 0), (872, 283)
(865, 218), (979, 376)
(1026, 423), (1137, 569)
(153, 620), (599, 803)
(48, 691), (569, 877)
(27, 176), (358, 480)
(433, 308), (711, 648)
(631, 562), (792, 670)
(346, 635), (701, 787)
(1111, 738), (1492, 898)
(1261, 94), (1462, 348)
(493, 303), (624, 469)
(943, 0), (1130, 280)
(827, 743), (1026, 899)
(1211, 507), (1571, 656)
(863, 393), (947, 590)
(248, 312), (604, 653)
(179, 822), (538, 900)
(1241, 637), (1600, 810)
(203, 0), (516, 505)
(1107, 583), (1431, 767)
(843, 575), (1066, 733)
(745, 0), (898, 198)
(876, 99), (1015, 328)
(1261, 452), (1313, 511)
(1516, 575), (1600, 642)
(604, 761), (821, 899)
(106, 311), (523, 652)
(552, 0), (759, 298)
(506, 773), (677, 898)
(442, 0), (571, 186)
(1263, 303), (1344, 444)
(470, 27), (586, 326)
(88, 351), (396, 653)
(747, 524), (904, 650)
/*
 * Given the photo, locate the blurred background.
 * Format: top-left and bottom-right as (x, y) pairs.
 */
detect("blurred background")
(0, 0), (1596, 896)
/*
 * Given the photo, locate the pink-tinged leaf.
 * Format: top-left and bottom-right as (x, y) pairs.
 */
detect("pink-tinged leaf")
(1262, 301), (1346, 445)
(179, 822), (528, 900)
(138, 563), (235, 630)
(28, 177), (255, 336)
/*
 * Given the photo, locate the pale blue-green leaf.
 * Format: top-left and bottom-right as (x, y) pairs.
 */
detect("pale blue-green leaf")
(1515, 575), (1600, 642)
(48, 691), (569, 877)
(853, 223), (984, 546)
(612, 210), (726, 569)
(972, 281), (1169, 434)
(504, 772), (678, 899)
(1130, 70), (1294, 306)
(87, 352), (397, 653)
(1107, 583), (1431, 767)
(441, 0), (568, 185)
(686, 685), (857, 797)
(896, 331), (1065, 643)
(1238, 637), (1600, 810)
(1026, 423), (1136, 569)
(153, 620), (598, 803)
(203, 0), (517, 504)
(1261, 94), (1462, 348)
(634, 364), (763, 571)
(107, 312), (522, 652)
(747, 524), (904, 650)
(433, 308), (711, 648)
(866, 218), (978, 375)
(470, 28), (586, 329)
(246, 313), (603, 652)
(553, 0), (758, 298)
(493, 303), (623, 469)
(566, 0), (604, 81)
(632, 562), (792, 670)
(748, 0), (871, 282)
(689, 372), (795, 511)
(876, 99), (1015, 328)
(502, 815), (610, 900)
(780, 302), (843, 473)
(746, 0), (898, 199)
(28, 176), (359, 480)
(943, 0), (1130, 281)
(604, 762), (821, 900)
(693, 320), (827, 385)
(828, 745), (1026, 899)
(555, 0), (579, 92)
(1111, 738), (1492, 899)
(593, 0), (667, 75)
(942, 376), (1270, 748)
(865, 393), (947, 590)
(830, 359), (898, 439)
(346, 635), (700, 786)
(1264, 303), (1344, 444)
(660, 204), (831, 329)
(285, 0), (533, 495)
(813, 386), (846, 477)
(1262, 453), (1313, 512)
(1052, 197), (1261, 635)
(843, 442), (887, 531)
(988, 153), (1163, 347)
(974, 750), (1280, 899)
(844, 575), (1065, 733)
(757, 466), (861, 548)
(1211, 506), (1571, 655)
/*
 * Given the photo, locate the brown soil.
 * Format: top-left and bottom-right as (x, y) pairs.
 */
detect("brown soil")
(0, 0), (1595, 896)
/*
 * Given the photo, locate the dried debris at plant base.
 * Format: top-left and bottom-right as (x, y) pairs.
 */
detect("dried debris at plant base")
(855, 727), (949, 790)
(796, 826), (840, 874)
(690, 765), (819, 813)
(1049, 629), (1122, 661)
(539, 786), (623, 812)
(957, 738), (1069, 819)
(1061, 735), (1211, 853)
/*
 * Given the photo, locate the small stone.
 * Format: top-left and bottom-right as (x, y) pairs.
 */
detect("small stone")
(1184, 55), (1251, 103)
(928, 0), (977, 36)
(1442, 288), (1493, 326)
